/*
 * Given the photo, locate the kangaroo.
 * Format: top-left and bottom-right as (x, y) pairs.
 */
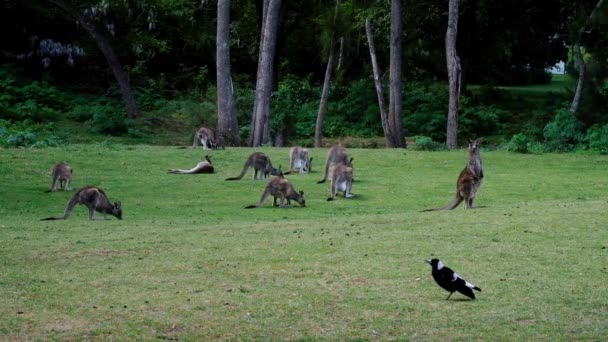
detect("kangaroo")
(423, 138), (484, 211)
(284, 146), (313, 174)
(245, 176), (305, 208)
(191, 127), (223, 150)
(41, 186), (122, 220)
(327, 163), (354, 201)
(168, 155), (214, 174)
(226, 152), (281, 180)
(317, 142), (353, 183)
(47, 162), (73, 192)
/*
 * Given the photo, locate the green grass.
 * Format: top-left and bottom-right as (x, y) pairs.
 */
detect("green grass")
(1, 145), (607, 340)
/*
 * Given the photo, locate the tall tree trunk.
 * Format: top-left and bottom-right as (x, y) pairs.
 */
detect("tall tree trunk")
(47, 0), (138, 119)
(314, 43), (336, 147)
(249, 0), (269, 146)
(250, 0), (280, 147)
(389, 0), (405, 148)
(216, 0), (241, 146)
(365, 18), (393, 147)
(570, 33), (585, 114)
(445, 0), (461, 149)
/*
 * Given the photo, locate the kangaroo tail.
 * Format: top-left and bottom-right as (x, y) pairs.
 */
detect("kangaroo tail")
(42, 193), (80, 220)
(244, 205), (258, 209)
(225, 163), (249, 180)
(41, 216), (64, 220)
(421, 196), (463, 212)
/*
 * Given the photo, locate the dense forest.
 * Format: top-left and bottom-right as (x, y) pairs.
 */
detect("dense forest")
(0, 0), (607, 152)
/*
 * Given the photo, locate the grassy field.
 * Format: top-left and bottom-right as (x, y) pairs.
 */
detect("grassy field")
(1, 145), (607, 340)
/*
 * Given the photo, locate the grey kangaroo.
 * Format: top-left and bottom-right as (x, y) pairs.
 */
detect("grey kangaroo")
(327, 163), (354, 201)
(423, 138), (484, 211)
(284, 146), (313, 174)
(191, 126), (223, 150)
(168, 155), (214, 174)
(226, 152), (281, 180)
(41, 186), (122, 220)
(245, 176), (305, 208)
(47, 162), (73, 192)
(318, 142), (353, 183)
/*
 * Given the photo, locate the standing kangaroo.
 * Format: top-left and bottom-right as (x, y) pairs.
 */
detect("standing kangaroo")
(284, 147), (312, 174)
(424, 138), (484, 211)
(41, 186), (122, 220)
(191, 127), (223, 150)
(168, 155), (214, 174)
(245, 176), (305, 208)
(47, 162), (73, 192)
(318, 142), (353, 183)
(327, 163), (354, 201)
(226, 152), (281, 180)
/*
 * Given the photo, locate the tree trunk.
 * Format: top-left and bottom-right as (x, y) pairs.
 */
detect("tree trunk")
(216, 0), (241, 146)
(47, 0), (138, 119)
(250, 0), (280, 147)
(389, 0), (405, 148)
(569, 34), (585, 114)
(445, 0), (461, 149)
(314, 43), (336, 148)
(365, 18), (393, 148)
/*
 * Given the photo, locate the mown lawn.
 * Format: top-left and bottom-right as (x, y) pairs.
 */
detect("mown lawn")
(1, 145), (607, 340)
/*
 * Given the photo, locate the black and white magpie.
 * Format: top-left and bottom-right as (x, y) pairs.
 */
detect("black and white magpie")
(425, 258), (482, 300)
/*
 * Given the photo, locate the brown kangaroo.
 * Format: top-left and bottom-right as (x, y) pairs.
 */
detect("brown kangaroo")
(226, 152), (281, 180)
(318, 142), (353, 183)
(245, 176), (305, 208)
(327, 163), (354, 201)
(46, 162), (73, 192)
(191, 127), (223, 150)
(284, 146), (313, 174)
(423, 138), (484, 211)
(168, 155), (214, 174)
(41, 186), (122, 220)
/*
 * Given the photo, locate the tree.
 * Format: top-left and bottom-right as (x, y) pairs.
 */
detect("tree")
(250, 0), (281, 147)
(445, 0), (461, 149)
(217, 0), (241, 146)
(388, 0), (405, 148)
(46, 0), (138, 119)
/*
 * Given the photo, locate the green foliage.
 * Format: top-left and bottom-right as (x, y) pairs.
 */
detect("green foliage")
(410, 136), (447, 151)
(459, 104), (508, 139)
(586, 124), (608, 154)
(505, 133), (544, 154)
(404, 83), (448, 142)
(543, 107), (586, 152)
(0, 119), (65, 147)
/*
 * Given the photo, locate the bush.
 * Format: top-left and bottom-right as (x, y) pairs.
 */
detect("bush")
(543, 107), (585, 152)
(586, 124), (608, 154)
(410, 136), (446, 151)
(506, 133), (544, 154)
(0, 119), (65, 147)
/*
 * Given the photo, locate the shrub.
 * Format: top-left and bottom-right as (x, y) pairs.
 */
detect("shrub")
(543, 107), (585, 152)
(410, 136), (446, 151)
(0, 119), (65, 147)
(586, 124), (608, 154)
(506, 133), (544, 154)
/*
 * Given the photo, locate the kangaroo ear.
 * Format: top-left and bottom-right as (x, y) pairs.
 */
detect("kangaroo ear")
(309, 157), (313, 162)
(468, 138), (473, 144)
(115, 201), (121, 209)
(350, 157), (354, 163)
(299, 191), (304, 196)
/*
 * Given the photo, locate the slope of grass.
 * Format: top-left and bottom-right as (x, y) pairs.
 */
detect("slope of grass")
(1, 145), (607, 340)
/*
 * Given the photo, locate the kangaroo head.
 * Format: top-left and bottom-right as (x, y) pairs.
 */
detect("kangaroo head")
(204, 155), (213, 164)
(112, 201), (123, 220)
(297, 191), (305, 207)
(272, 165), (283, 177)
(305, 157), (313, 172)
(467, 138), (483, 153)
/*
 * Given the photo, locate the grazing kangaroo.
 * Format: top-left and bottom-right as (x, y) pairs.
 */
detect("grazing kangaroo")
(423, 138), (484, 211)
(327, 163), (354, 201)
(318, 142), (353, 183)
(191, 127), (223, 150)
(168, 155), (214, 174)
(226, 152), (281, 180)
(41, 186), (122, 220)
(284, 146), (313, 174)
(47, 162), (73, 192)
(245, 176), (305, 208)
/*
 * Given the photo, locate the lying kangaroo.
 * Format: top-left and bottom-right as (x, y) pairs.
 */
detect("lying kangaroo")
(284, 146), (313, 174)
(191, 127), (223, 150)
(47, 162), (73, 192)
(41, 186), (122, 220)
(226, 152), (281, 180)
(327, 163), (354, 201)
(423, 138), (484, 211)
(318, 142), (353, 183)
(168, 155), (214, 174)
(245, 176), (305, 208)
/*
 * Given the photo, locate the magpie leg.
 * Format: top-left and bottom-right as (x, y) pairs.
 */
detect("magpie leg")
(445, 292), (453, 300)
